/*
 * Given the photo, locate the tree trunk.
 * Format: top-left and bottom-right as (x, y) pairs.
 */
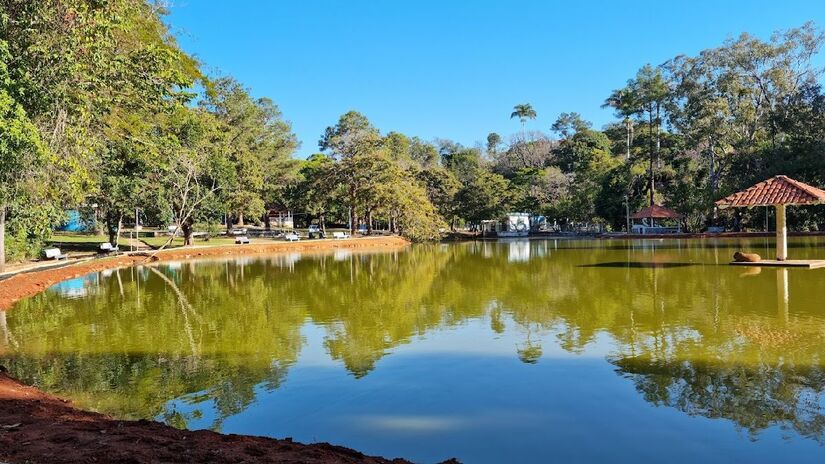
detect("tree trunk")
(116, 215), (122, 248)
(106, 212), (119, 246)
(0, 203), (6, 273)
(237, 212), (244, 227)
(366, 208), (373, 235)
(655, 104), (661, 169)
(648, 108), (655, 206)
(708, 138), (719, 225)
(226, 213), (232, 232)
(320, 212), (326, 234)
(182, 219), (194, 246)
(264, 213), (271, 230)
(626, 124), (631, 160)
(350, 205), (358, 235)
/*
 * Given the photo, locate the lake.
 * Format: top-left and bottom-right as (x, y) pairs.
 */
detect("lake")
(2, 238), (825, 463)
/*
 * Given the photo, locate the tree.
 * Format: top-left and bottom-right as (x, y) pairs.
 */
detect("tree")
(510, 103), (537, 133)
(551, 112), (592, 139)
(0, 40), (48, 271)
(497, 132), (555, 174)
(2, 0), (201, 256)
(154, 107), (228, 247)
(664, 23), (825, 205)
(202, 77), (298, 228)
(608, 65), (669, 205)
(486, 132), (502, 156)
(292, 154), (336, 233)
(602, 89), (639, 160)
(416, 166), (461, 226)
(383, 172), (446, 241)
(319, 111), (382, 159)
(409, 137), (438, 167)
(456, 169), (514, 225)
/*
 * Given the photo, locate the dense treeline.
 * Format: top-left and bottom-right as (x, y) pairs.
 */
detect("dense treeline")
(296, 23), (825, 236)
(2, 0), (825, 270)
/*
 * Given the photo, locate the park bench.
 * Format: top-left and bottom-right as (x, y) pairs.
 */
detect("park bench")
(235, 236), (250, 244)
(99, 242), (119, 253)
(284, 232), (300, 242)
(332, 231), (350, 240)
(44, 248), (67, 260)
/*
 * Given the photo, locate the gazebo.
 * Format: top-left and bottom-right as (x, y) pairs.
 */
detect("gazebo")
(630, 204), (683, 234)
(715, 175), (825, 263)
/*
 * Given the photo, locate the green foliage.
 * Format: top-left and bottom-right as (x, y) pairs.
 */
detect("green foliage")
(456, 169), (515, 223)
(510, 103), (537, 126)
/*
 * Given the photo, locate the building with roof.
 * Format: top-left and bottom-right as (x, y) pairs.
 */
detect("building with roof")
(630, 204), (683, 234)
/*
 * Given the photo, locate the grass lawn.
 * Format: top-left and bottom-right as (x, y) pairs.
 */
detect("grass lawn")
(48, 233), (107, 244)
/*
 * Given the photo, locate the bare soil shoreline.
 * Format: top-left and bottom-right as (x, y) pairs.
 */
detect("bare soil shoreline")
(0, 371), (431, 464)
(0, 236), (437, 463)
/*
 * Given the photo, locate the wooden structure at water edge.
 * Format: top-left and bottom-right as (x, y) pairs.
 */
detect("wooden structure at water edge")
(716, 175), (825, 268)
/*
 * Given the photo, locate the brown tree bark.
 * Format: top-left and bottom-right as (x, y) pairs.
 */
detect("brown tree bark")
(366, 208), (373, 235)
(182, 219), (194, 246)
(350, 206), (358, 235)
(0, 203), (6, 272)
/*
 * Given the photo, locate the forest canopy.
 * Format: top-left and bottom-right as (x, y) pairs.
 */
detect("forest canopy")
(1, 1), (824, 269)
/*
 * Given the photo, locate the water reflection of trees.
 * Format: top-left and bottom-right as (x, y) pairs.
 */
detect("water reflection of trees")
(1, 238), (825, 439)
(613, 356), (825, 443)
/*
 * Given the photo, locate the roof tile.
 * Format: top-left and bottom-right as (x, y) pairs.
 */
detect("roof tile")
(715, 176), (825, 208)
(631, 204), (683, 219)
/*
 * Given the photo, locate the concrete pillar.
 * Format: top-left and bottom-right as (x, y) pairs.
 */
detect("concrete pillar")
(775, 204), (787, 261)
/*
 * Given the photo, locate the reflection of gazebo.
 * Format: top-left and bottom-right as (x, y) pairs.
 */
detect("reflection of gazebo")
(630, 205), (683, 234)
(716, 175), (825, 263)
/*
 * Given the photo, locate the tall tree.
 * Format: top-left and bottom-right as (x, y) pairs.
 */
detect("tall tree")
(510, 103), (537, 134)
(319, 111), (382, 160)
(602, 89), (639, 160)
(486, 132), (502, 155)
(0, 39), (48, 271)
(201, 76), (298, 227)
(609, 65), (669, 205)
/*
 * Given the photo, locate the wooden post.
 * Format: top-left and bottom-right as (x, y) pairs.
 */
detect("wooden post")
(775, 204), (787, 261)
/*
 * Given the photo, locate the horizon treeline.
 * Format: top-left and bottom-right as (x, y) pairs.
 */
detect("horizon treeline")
(300, 21), (825, 236)
(2, 0), (825, 270)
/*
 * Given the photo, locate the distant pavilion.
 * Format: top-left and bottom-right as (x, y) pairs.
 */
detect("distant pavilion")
(630, 204), (683, 234)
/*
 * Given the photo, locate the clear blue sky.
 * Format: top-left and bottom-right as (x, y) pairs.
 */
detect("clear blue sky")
(167, 0), (825, 158)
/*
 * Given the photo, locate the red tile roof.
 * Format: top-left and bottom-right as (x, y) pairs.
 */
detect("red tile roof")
(630, 204), (683, 219)
(715, 175), (825, 208)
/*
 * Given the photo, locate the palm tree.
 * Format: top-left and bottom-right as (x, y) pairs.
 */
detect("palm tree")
(602, 88), (638, 161)
(510, 103), (537, 133)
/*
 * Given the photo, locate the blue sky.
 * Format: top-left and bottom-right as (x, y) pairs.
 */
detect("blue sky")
(167, 0), (825, 158)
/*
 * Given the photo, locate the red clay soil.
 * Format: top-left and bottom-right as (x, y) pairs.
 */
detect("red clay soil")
(0, 237), (409, 311)
(0, 371), (432, 464)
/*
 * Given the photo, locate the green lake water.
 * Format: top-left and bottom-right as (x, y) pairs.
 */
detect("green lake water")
(2, 238), (825, 463)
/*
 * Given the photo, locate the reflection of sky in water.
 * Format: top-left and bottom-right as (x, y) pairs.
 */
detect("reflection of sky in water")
(48, 274), (98, 298)
(5, 238), (825, 463)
